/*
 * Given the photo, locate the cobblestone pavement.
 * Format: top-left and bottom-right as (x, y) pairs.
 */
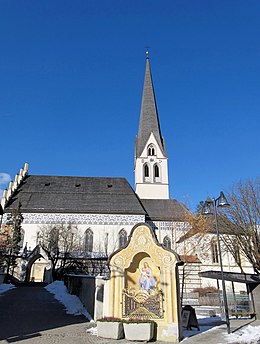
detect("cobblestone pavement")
(0, 285), (258, 344)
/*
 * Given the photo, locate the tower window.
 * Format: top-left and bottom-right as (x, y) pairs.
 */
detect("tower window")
(154, 164), (160, 178)
(143, 163), (150, 182)
(148, 145), (156, 156)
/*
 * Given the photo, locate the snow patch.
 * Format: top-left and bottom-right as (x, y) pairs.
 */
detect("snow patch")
(225, 325), (260, 344)
(0, 283), (16, 294)
(45, 281), (93, 321)
(162, 323), (177, 337)
(86, 326), (98, 336)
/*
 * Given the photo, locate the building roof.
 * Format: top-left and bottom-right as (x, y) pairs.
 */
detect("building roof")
(4, 175), (147, 215)
(199, 271), (260, 284)
(180, 254), (202, 264)
(141, 199), (189, 221)
(135, 56), (166, 158)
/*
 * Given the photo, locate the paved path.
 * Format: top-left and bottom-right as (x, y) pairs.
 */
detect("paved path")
(0, 284), (88, 343)
(0, 285), (259, 344)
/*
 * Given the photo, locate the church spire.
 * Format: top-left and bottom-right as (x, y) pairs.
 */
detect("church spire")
(135, 54), (166, 159)
(134, 54), (169, 200)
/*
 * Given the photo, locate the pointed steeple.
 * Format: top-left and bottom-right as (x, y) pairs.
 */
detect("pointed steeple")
(134, 53), (169, 200)
(135, 54), (166, 158)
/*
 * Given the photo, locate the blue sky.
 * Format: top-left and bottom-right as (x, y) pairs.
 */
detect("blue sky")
(0, 1), (259, 210)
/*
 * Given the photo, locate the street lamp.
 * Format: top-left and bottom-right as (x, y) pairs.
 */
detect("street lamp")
(201, 191), (231, 334)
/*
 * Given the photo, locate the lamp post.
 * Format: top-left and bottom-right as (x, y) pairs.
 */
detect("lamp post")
(201, 191), (231, 334)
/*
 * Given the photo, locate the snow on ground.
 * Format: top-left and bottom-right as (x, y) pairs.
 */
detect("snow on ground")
(225, 325), (260, 344)
(86, 326), (98, 336)
(45, 280), (94, 322)
(0, 283), (15, 294)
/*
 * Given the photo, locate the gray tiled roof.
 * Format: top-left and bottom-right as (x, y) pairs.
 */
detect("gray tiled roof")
(141, 199), (189, 221)
(4, 175), (146, 215)
(135, 57), (166, 158)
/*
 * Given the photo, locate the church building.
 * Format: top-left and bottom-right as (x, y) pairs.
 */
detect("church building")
(0, 54), (252, 293)
(1, 53), (187, 283)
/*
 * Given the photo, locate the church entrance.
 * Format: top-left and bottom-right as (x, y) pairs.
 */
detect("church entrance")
(25, 245), (53, 283)
(29, 256), (49, 282)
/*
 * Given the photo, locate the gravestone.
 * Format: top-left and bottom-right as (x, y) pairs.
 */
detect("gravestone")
(104, 223), (183, 342)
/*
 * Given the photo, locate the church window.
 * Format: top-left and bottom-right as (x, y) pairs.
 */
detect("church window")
(85, 228), (93, 253)
(148, 145), (156, 156)
(234, 243), (241, 265)
(211, 239), (219, 263)
(36, 231), (40, 245)
(19, 228), (25, 249)
(154, 164), (160, 178)
(118, 229), (127, 248)
(163, 235), (171, 249)
(49, 227), (59, 252)
(144, 163), (150, 182)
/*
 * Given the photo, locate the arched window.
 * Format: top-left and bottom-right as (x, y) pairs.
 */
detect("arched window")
(36, 231), (40, 245)
(234, 243), (241, 265)
(49, 227), (59, 252)
(85, 228), (93, 252)
(163, 236), (171, 249)
(19, 228), (25, 249)
(118, 229), (127, 248)
(144, 163), (150, 182)
(144, 164), (149, 177)
(154, 164), (159, 178)
(211, 239), (219, 263)
(148, 145), (156, 156)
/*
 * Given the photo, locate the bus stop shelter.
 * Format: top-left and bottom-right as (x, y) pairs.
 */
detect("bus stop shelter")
(199, 271), (260, 319)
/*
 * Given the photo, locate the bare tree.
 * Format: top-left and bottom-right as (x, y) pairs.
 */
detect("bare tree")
(38, 223), (83, 279)
(220, 178), (260, 274)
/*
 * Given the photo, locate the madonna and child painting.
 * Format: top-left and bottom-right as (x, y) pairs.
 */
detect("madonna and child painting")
(125, 258), (160, 294)
(139, 262), (156, 291)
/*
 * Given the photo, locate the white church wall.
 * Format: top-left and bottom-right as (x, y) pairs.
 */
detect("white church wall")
(136, 183), (169, 200)
(3, 212), (145, 257)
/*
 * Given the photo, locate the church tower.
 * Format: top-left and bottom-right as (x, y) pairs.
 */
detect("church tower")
(135, 53), (169, 199)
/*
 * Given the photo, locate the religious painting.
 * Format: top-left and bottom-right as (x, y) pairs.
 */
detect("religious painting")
(138, 260), (157, 291)
(123, 256), (163, 319)
(125, 256), (160, 292)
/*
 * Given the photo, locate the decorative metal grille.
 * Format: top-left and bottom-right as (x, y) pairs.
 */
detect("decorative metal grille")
(122, 289), (164, 319)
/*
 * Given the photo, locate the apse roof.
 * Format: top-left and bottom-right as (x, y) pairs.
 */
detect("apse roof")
(141, 199), (189, 221)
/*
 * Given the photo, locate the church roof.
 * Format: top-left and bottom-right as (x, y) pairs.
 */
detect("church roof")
(141, 199), (189, 221)
(135, 56), (166, 158)
(4, 175), (146, 215)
